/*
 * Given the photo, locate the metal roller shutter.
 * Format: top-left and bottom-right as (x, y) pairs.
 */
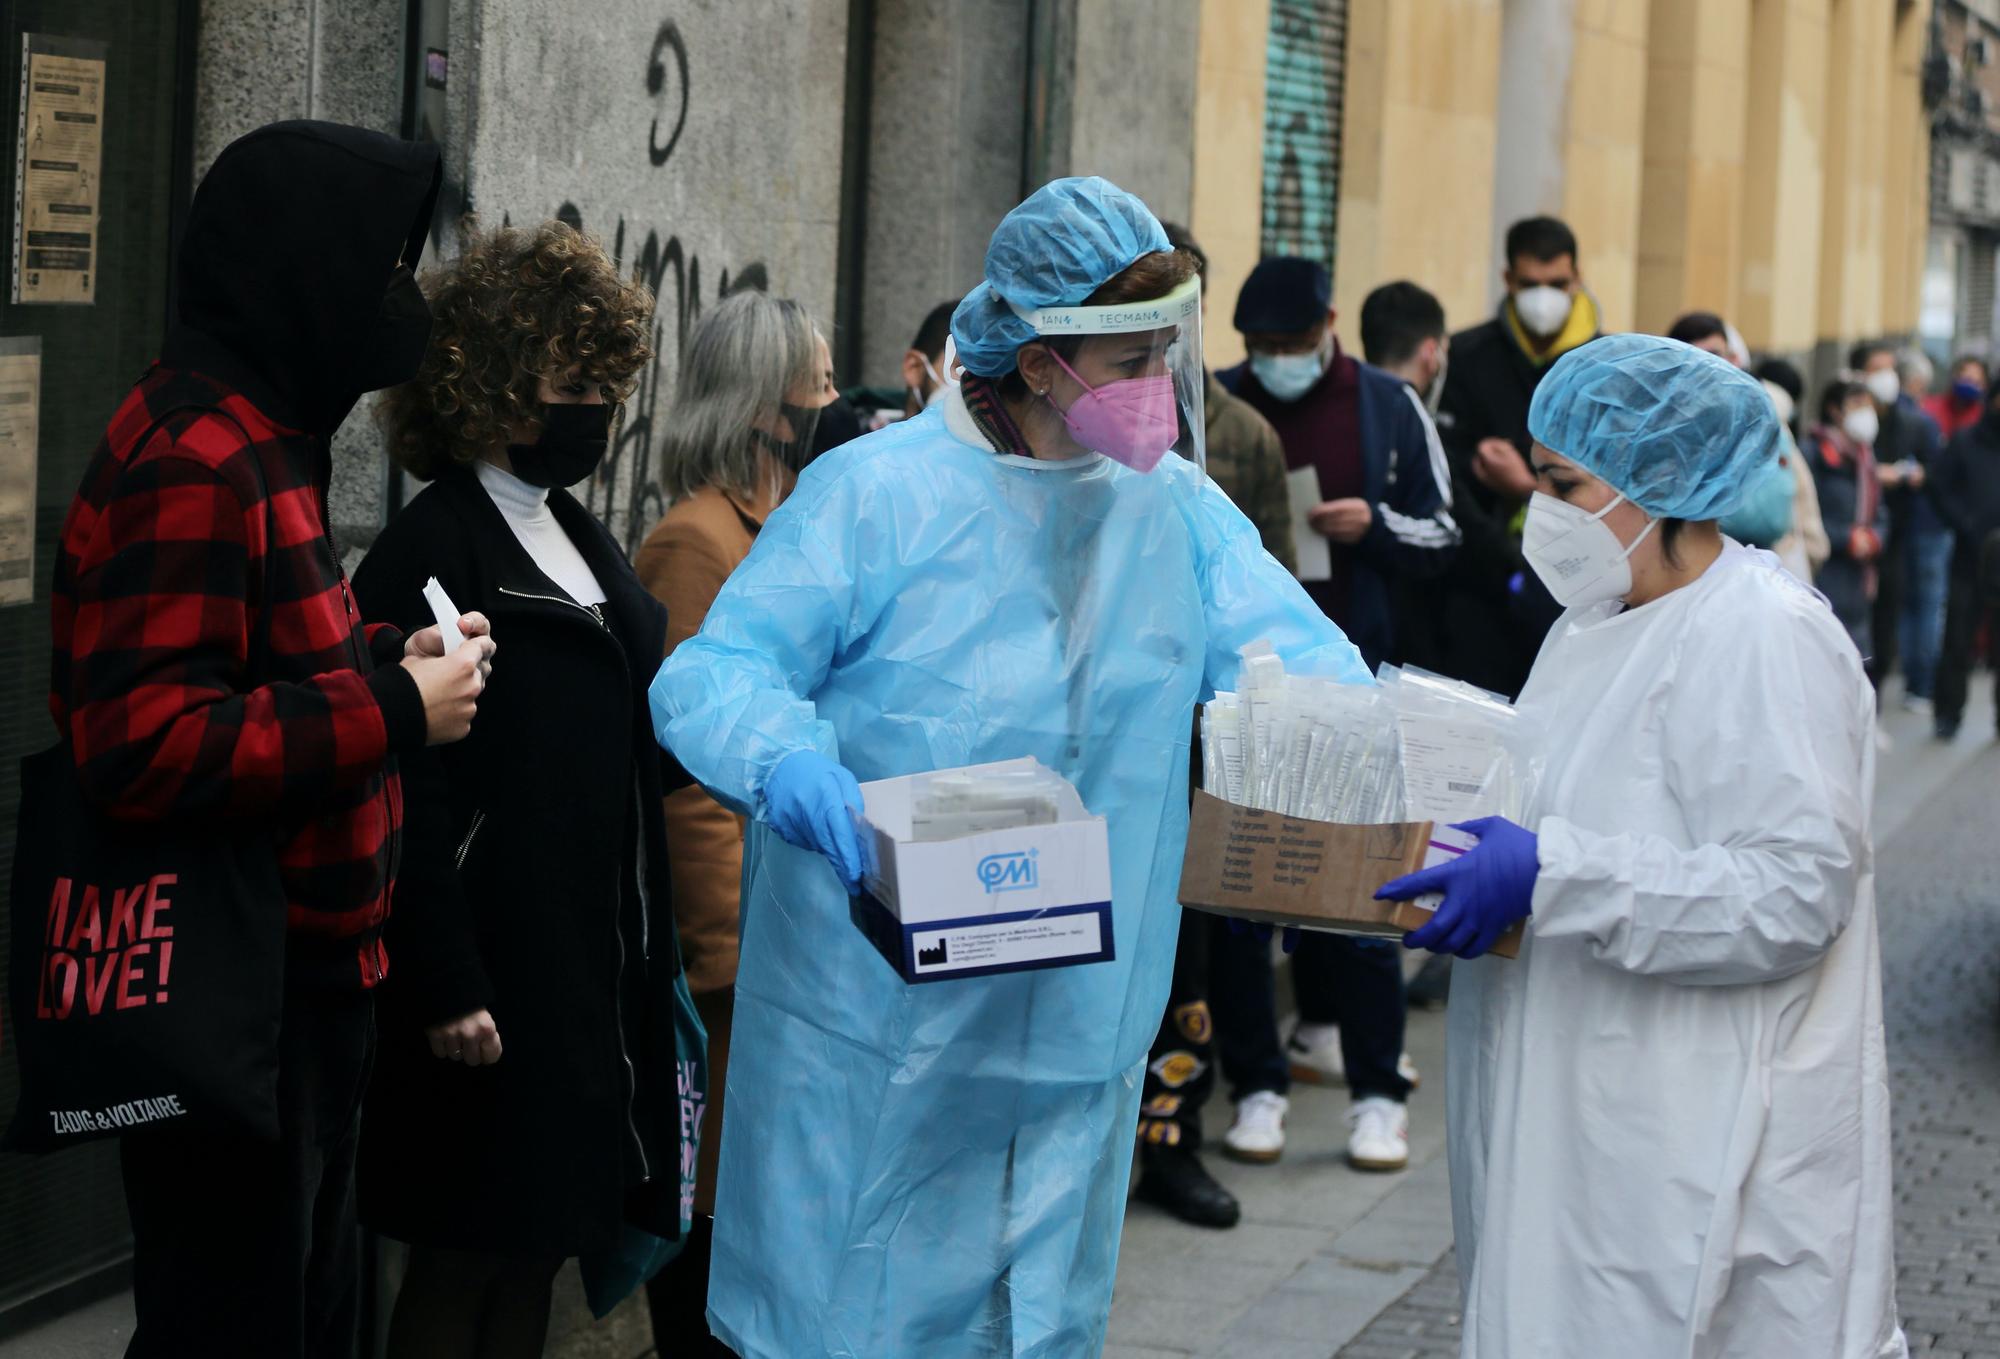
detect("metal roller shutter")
(1262, 0), (1347, 279)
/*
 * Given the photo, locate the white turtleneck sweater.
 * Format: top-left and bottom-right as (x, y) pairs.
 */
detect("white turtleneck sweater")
(474, 459), (607, 607)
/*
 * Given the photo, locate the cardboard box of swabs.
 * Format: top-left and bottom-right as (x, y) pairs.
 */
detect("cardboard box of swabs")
(1177, 792), (1523, 958)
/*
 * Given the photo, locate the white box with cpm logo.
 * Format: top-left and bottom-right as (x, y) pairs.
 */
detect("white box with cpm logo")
(849, 758), (1115, 983)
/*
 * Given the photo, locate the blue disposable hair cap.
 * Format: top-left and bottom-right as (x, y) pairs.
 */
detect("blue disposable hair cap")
(950, 176), (1171, 378)
(1527, 333), (1783, 521)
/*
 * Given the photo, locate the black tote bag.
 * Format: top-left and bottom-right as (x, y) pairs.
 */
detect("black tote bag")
(5, 406), (288, 1151)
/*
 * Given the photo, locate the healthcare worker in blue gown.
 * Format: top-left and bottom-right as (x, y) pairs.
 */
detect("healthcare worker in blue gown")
(1379, 334), (1905, 1358)
(650, 177), (1369, 1358)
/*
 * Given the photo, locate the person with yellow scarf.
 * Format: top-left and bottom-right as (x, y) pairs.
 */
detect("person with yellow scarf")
(1398, 215), (1601, 700)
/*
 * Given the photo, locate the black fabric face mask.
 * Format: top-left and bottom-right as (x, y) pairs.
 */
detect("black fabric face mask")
(351, 266), (434, 394)
(507, 402), (612, 489)
(770, 396), (863, 470)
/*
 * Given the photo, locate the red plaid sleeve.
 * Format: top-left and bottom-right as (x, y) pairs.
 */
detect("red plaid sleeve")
(62, 435), (408, 822)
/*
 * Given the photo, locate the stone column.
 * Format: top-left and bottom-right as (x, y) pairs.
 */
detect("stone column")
(1064, 0), (1201, 225)
(1882, 0), (1934, 338)
(1635, 0), (1753, 334)
(1559, 0), (1653, 331)
(1738, 0), (1831, 357)
(1492, 0), (1575, 284)
(1818, 0), (1897, 350)
(1333, 0), (1504, 350)
(1191, 0), (1271, 369)
(857, 0), (1031, 388)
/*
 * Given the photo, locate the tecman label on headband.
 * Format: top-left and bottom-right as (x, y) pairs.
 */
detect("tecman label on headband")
(1008, 277), (1201, 336)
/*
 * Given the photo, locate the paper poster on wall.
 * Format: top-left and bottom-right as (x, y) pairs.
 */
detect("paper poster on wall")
(0, 337), (41, 605)
(12, 33), (107, 306)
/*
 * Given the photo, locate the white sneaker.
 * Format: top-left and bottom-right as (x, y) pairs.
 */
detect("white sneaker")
(1347, 1096), (1410, 1172)
(1223, 1091), (1289, 1164)
(1286, 1023), (1422, 1090)
(1903, 694), (1934, 716)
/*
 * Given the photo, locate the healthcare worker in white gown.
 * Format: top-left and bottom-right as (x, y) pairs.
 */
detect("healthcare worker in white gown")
(651, 178), (1368, 1358)
(1379, 333), (1905, 1358)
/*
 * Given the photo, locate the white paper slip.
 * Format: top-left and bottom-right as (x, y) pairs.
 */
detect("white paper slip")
(422, 577), (465, 652)
(1286, 466), (1332, 582)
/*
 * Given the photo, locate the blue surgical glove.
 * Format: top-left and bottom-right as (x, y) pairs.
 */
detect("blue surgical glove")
(762, 751), (868, 894)
(1375, 816), (1538, 960)
(1224, 917), (1301, 955)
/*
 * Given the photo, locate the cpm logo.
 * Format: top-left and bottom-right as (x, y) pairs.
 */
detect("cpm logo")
(977, 848), (1038, 894)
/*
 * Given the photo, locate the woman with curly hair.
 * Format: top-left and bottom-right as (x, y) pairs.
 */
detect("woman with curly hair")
(351, 220), (695, 1357)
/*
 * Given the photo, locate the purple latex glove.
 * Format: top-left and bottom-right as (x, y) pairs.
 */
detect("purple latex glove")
(1376, 816), (1538, 959)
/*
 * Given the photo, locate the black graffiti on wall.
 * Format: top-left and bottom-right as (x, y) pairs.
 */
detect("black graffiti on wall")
(561, 199), (768, 550)
(563, 17), (770, 553)
(648, 19), (690, 168)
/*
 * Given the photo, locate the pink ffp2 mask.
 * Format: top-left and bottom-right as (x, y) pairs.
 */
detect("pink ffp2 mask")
(1047, 350), (1178, 473)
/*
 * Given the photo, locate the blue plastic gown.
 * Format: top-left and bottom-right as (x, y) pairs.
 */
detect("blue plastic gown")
(650, 400), (1366, 1358)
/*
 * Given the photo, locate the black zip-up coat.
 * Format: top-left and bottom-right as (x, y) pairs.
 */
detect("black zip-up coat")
(351, 467), (690, 1254)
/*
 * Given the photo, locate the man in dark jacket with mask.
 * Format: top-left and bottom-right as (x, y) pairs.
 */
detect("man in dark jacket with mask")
(48, 121), (490, 1358)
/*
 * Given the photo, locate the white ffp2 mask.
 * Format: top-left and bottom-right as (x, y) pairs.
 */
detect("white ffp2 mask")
(1843, 406), (1880, 446)
(1863, 369), (1901, 407)
(1522, 490), (1657, 609)
(1512, 285), (1575, 338)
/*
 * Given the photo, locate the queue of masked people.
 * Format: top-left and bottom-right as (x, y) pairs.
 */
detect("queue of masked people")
(12, 117), (1904, 1359)
(1824, 339), (2000, 743)
(1699, 326), (2000, 744)
(1567, 293), (1999, 751)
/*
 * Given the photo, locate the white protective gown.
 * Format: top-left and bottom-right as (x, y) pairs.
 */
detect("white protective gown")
(1447, 543), (1905, 1358)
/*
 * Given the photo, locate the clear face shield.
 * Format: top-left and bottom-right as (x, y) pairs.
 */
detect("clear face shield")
(1009, 276), (1206, 479)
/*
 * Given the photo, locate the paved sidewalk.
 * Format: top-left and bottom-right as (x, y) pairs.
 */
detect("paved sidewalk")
(1107, 962), (1455, 1359)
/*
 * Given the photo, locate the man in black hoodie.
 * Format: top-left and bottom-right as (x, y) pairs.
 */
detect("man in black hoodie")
(49, 121), (489, 1357)
(1929, 377), (2000, 739)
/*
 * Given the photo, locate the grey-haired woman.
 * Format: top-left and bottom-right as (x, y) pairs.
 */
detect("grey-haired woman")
(634, 289), (831, 1355)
